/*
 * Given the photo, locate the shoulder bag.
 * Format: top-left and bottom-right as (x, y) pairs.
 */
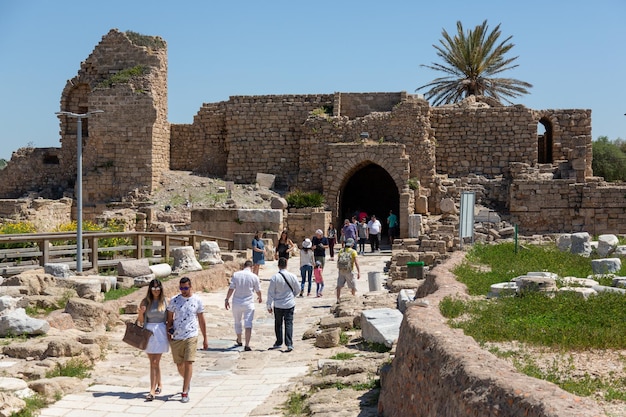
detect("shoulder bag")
(122, 321), (153, 350)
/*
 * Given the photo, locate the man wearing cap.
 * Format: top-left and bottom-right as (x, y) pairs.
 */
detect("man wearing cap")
(336, 238), (360, 303)
(311, 229), (329, 268)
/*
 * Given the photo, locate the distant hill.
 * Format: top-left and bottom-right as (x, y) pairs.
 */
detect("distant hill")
(0, 159), (6, 170)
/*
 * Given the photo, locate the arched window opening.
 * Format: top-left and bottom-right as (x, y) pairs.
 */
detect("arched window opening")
(538, 118), (553, 164)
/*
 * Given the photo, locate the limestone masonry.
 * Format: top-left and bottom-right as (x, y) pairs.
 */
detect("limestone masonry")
(1, 28), (624, 235)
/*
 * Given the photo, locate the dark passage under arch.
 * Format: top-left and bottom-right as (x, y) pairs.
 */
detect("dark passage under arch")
(339, 163), (399, 243)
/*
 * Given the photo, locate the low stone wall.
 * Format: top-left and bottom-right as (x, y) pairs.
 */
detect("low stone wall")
(378, 252), (605, 417)
(190, 208), (283, 243)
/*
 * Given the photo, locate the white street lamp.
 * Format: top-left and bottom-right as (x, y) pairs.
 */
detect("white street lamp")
(55, 110), (103, 272)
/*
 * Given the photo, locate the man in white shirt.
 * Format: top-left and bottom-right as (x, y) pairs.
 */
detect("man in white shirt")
(225, 260), (262, 351)
(266, 257), (300, 352)
(367, 214), (382, 251)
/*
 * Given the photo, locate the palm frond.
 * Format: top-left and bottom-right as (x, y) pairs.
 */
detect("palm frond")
(416, 20), (532, 105)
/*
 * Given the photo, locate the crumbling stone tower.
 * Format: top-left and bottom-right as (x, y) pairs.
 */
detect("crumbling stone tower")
(57, 29), (169, 208)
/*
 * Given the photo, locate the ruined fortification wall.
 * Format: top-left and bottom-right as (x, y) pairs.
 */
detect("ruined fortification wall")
(0, 148), (69, 199)
(62, 29), (169, 202)
(509, 179), (626, 235)
(335, 91), (406, 118)
(378, 260), (605, 417)
(431, 106), (592, 180)
(431, 105), (537, 177)
(170, 102), (228, 176)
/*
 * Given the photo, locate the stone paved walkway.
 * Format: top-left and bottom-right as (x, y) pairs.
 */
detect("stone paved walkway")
(38, 250), (392, 417)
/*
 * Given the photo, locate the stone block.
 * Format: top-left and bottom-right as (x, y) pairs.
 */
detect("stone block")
(314, 327), (341, 348)
(117, 258), (152, 278)
(591, 258), (622, 274)
(360, 308), (403, 348)
(319, 316), (354, 331)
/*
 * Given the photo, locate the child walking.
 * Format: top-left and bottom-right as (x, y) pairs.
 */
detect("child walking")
(314, 261), (325, 297)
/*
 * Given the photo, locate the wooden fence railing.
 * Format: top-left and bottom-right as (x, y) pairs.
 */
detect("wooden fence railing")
(0, 231), (233, 276)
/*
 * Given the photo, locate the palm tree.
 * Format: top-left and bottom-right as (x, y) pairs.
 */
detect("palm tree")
(417, 20), (532, 106)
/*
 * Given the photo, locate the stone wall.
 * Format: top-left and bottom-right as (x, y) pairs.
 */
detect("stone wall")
(509, 178), (626, 235)
(63, 29), (169, 203)
(170, 102), (228, 176)
(334, 91), (407, 118)
(0, 148), (70, 199)
(430, 104), (592, 179)
(0, 198), (72, 232)
(284, 208), (332, 247)
(190, 208), (283, 244)
(378, 254), (605, 417)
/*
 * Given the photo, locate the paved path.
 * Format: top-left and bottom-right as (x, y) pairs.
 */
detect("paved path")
(39, 250), (392, 417)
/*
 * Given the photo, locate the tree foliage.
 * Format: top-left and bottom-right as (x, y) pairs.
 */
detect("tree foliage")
(417, 20), (532, 106)
(592, 136), (626, 182)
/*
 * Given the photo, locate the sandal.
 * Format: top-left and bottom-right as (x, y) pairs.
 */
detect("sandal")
(155, 387), (161, 395)
(146, 393), (155, 401)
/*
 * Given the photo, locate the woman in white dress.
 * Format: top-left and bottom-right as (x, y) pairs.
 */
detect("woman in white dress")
(137, 279), (169, 401)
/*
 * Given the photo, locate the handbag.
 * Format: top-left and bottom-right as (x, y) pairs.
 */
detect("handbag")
(122, 321), (153, 350)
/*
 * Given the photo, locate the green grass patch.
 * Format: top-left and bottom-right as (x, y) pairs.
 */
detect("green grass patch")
(10, 394), (48, 417)
(339, 331), (350, 345)
(284, 391), (310, 416)
(448, 241), (626, 399)
(104, 286), (139, 301)
(445, 291), (626, 349)
(501, 351), (626, 401)
(329, 352), (356, 360)
(285, 190), (324, 208)
(452, 242), (606, 295)
(45, 357), (93, 379)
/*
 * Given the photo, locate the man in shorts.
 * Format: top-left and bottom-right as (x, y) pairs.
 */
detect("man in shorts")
(225, 260), (262, 351)
(336, 238), (360, 303)
(167, 277), (208, 403)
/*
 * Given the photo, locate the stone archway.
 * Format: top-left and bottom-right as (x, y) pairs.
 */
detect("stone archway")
(538, 117), (554, 164)
(339, 163), (399, 244)
(325, 142), (413, 239)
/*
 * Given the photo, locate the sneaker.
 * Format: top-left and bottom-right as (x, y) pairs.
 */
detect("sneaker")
(181, 392), (189, 403)
(244, 346), (252, 351)
(286, 346), (294, 352)
(269, 344), (281, 350)
(299, 291), (304, 297)
(316, 294), (321, 297)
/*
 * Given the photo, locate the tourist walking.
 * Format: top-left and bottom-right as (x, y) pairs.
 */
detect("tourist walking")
(387, 210), (398, 245)
(341, 218), (358, 249)
(166, 277), (208, 403)
(311, 229), (329, 268)
(357, 217), (369, 255)
(251, 231), (265, 275)
(367, 214), (382, 251)
(267, 257), (300, 352)
(336, 238), (360, 303)
(275, 230), (295, 262)
(327, 224), (337, 260)
(299, 238), (315, 296)
(224, 260), (262, 351)
(314, 260), (325, 297)
(137, 278), (168, 401)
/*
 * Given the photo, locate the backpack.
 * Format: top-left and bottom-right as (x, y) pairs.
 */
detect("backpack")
(337, 249), (353, 271)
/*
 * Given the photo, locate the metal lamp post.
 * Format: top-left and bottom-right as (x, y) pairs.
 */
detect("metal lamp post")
(55, 110), (103, 272)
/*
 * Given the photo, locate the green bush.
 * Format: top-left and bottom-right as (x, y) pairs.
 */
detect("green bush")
(285, 190), (324, 208)
(592, 136), (626, 182)
(0, 221), (37, 249)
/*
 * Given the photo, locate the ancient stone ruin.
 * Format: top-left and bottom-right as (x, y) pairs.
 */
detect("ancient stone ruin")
(1, 28), (625, 239)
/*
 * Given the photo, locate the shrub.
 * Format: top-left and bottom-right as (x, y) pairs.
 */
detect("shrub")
(285, 190), (324, 208)
(592, 136), (626, 182)
(0, 221), (37, 249)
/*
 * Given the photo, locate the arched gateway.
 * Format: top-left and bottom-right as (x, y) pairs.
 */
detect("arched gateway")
(324, 142), (414, 240)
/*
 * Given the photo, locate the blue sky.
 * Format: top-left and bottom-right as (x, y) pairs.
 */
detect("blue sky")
(0, 0), (624, 161)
